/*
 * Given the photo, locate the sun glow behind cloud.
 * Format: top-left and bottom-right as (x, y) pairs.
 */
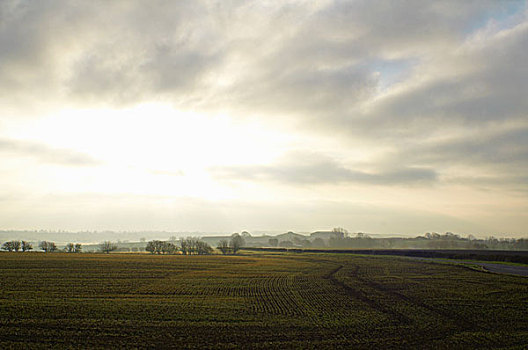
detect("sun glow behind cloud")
(2, 103), (296, 200)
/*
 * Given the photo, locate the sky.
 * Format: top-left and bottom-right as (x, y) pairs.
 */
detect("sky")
(1, 0), (527, 237)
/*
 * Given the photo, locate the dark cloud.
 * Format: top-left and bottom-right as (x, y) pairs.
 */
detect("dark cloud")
(356, 19), (528, 136)
(370, 125), (528, 192)
(420, 127), (528, 167)
(212, 152), (436, 186)
(0, 138), (101, 166)
(0, 0), (220, 108)
(1, 0), (519, 114)
(385, 126), (528, 176)
(444, 175), (528, 194)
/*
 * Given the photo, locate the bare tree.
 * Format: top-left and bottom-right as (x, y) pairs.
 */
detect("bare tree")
(21, 241), (33, 252)
(196, 240), (213, 255)
(217, 240), (230, 255)
(145, 240), (176, 254)
(2, 240), (21, 252)
(39, 241), (47, 252)
(2, 241), (14, 252)
(39, 241), (57, 252)
(99, 241), (117, 254)
(145, 240), (157, 254)
(332, 227), (348, 238)
(180, 238), (189, 255)
(162, 241), (177, 254)
(230, 233), (245, 254)
(179, 237), (212, 255)
(187, 237), (198, 255)
(180, 237), (198, 255)
(12, 240), (21, 252)
(65, 243), (75, 253)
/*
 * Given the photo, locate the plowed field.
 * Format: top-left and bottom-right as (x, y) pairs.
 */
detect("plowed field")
(0, 252), (526, 348)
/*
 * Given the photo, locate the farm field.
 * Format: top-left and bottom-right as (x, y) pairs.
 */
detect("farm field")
(0, 252), (527, 349)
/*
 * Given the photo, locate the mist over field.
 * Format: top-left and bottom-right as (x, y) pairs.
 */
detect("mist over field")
(2, 228), (527, 254)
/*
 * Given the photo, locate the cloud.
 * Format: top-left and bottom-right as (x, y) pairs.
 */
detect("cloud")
(354, 15), (528, 137)
(418, 127), (528, 168)
(1, 0), (521, 115)
(0, 138), (101, 166)
(0, 1), (217, 109)
(378, 125), (528, 190)
(0, 0), (527, 233)
(1, 1), (526, 173)
(212, 152), (436, 186)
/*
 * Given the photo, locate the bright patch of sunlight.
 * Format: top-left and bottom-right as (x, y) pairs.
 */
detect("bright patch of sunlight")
(3, 103), (292, 199)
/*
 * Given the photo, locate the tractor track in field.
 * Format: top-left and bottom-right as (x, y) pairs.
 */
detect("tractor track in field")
(346, 265), (481, 332)
(410, 257), (528, 277)
(325, 264), (481, 332)
(323, 265), (411, 324)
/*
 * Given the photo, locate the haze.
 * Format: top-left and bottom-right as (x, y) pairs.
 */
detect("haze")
(1, 1), (527, 237)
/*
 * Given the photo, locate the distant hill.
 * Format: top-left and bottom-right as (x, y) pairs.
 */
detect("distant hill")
(275, 231), (307, 241)
(310, 231), (340, 240)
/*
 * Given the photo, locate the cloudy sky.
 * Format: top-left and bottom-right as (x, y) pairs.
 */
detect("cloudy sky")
(1, 0), (527, 237)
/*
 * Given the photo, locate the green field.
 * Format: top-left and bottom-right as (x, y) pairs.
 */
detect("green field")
(0, 252), (527, 349)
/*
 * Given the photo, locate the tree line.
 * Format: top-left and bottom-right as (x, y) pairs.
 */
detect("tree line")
(323, 232), (528, 250)
(1, 241), (83, 253)
(217, 233), (245, 254)
(1, 240), (33, 252)
(145, 238), (213, 255)
(264, 228), (528, 250)
(1, 240), (126, 254)
(1, 235), (248, 255)
(144, 234), (246, 255)
(145, 237), (216, 255)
